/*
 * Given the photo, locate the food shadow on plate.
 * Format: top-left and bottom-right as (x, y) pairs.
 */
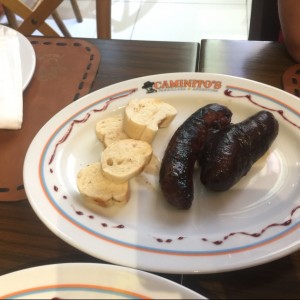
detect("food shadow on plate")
(78, 146), (281, 236)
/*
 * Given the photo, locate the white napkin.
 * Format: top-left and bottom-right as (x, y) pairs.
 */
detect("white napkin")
(0, 26), (23, 130)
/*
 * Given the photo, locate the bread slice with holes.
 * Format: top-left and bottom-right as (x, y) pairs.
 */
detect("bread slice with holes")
(77, 162), (129, 207)
(123, 98), (177, 143)
(101, 139), (153, 183)
(95, 114), (128, 147)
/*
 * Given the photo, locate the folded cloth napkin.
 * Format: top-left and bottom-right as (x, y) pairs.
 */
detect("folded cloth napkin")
(0, 26), (23, 129)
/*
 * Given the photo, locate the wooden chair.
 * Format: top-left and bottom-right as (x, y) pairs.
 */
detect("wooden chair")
(0, 0), (82, 37)
(96, 0), (111, 39)
(0, 0), (111, 39)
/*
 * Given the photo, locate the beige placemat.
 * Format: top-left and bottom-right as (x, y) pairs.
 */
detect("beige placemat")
(0, 37), (100, 201)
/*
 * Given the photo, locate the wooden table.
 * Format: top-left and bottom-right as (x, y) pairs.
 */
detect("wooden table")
(0, 37), (198, 292)
(196, 39), (300, 299)
(199, 39), (296, 89)
(1, 37), (300, 299)
(89, 38), (200, 90)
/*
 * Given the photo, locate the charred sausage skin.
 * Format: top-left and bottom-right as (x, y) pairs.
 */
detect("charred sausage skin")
(159, 103), (232, 209)
(200, 110), (279, 191)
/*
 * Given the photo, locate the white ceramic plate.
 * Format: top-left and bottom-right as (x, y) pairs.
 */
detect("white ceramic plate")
(0, 25), (36, 89)
(17, 28), (36, 89)
(23, 73), (300, 274)
(0, 263), (205, 299)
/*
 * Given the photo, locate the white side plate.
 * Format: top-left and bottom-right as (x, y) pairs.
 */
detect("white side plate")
(0, 25), (36, 89)
(0, 263), (205, 299)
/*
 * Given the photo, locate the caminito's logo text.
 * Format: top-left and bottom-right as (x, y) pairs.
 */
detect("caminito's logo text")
(142, 79), (222, 93)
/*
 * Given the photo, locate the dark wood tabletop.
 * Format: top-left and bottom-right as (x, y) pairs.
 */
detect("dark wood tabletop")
(89, 38), (199, 90)
(199, 39), (296, 89)
(197, 39), (300, 300)
(0, 37), (199, 293)
(1, 37), (300, 299)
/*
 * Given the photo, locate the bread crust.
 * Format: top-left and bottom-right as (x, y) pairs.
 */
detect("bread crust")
(95, 114), (128, 147)
(101, 139), (153, 183)
(123, 98), (177, 143)
(77, 162), (129, 207)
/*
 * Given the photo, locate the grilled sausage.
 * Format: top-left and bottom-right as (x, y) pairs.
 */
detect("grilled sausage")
(200, 110), (279, 191)
(159, 103), (232, 209)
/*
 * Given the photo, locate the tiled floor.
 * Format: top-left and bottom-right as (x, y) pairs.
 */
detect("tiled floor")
(1, 0), (252, 42)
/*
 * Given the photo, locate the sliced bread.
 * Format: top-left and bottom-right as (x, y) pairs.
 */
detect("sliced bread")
(95, 114), (128, 147)
(101, 139), (153, 183)
(123, 98), (177, 143)
(77, 162), (129, 207)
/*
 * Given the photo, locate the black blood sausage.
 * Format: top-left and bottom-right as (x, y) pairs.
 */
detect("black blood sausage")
(200, 110), (279, 191)
(159, 103), (232, 209)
